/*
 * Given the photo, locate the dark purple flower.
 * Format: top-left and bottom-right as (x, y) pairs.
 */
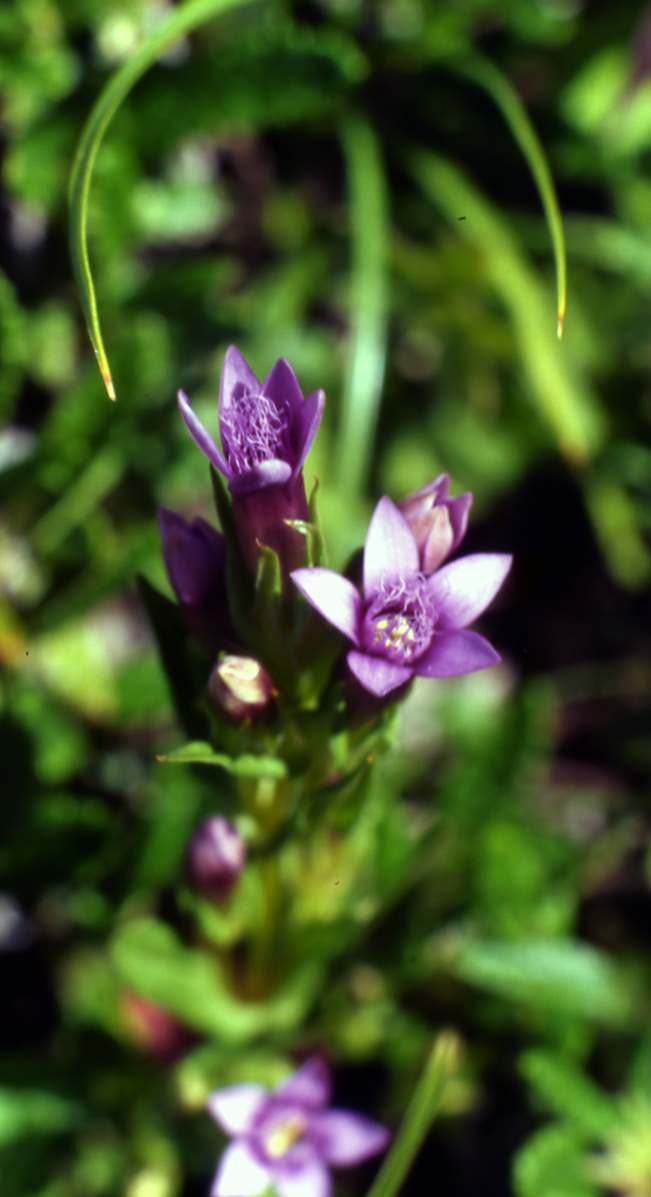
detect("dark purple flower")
(158, 507), (231, 655)
(399, 474), (472, 574)
(291, 496), (511, 698)
(208, 1057), (389, 1197)
(178, 347), (325, 576)
(186, 816), (246, 903)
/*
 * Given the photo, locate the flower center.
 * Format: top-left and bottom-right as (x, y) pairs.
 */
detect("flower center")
(221, 388), (290, 473)
(262, 1113), (306, 1159)
(364, 576), (436, 665)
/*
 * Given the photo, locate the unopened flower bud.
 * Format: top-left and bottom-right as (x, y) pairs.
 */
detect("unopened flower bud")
(120, 992), (191, 1061)
(186, 816), (246, 902)
(158, 507), (232, 655)
(208, 654), (275, 723)
(399, 474), (472, 574)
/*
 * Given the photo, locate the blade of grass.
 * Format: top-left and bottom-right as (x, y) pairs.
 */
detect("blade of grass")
(338, 115), (389, 499)
(449, 53), (567, 337)
(365, 1033), (461, 1197)
(411, 149), (603, 465)
(68, 0), (253, 401)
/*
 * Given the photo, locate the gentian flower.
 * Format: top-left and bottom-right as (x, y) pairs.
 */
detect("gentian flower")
(158, 507), (231, 655)
(208, 1057), (389, 1197)
(186, 816), (246, 903)
(291, 496), (511, 698)
(208, 654), (276, 723)
(178, 347), (325, 577)
(399, 474), (472, 574)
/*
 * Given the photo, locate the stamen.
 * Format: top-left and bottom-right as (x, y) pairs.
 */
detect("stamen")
(263, 1113), (306, 1159)
(221, 388), (290, 474)
(364, 575), (436, 665)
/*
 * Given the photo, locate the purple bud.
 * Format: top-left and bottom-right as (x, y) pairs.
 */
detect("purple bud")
(208, 654), (275, 723)
(158, 507), (232, 655)
(399, 475), (472, 574)
(186, 816), (246, 902)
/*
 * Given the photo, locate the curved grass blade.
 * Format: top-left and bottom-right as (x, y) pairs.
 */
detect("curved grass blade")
(68, 0), (252, 401)
(338, 115), (389, 498)
(365, 1033), (461, 1197)
(450, 53), (567, 338)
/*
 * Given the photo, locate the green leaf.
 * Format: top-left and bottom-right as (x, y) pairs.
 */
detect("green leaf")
(286, 520), (326, 568)
(513, 1124), (599, 1197)
(0, 1088), (82, 1146)
(136, 576), (210, 741)
(111, 918), (321, 1040)
(157, 740), (287, 779)
(446, 938), (637, 1025)
(365, 1034), (461, 1197)
(449, 53), (567, 337)
(520, 1050), (619, 1141)
(68, 0), (254, 400)
(338, 114), (389, 500)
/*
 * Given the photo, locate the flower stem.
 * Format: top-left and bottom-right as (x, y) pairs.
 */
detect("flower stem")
(365, 1033), (461, 1197)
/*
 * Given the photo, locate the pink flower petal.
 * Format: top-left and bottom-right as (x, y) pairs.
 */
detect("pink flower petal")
(364, 497), (419, 597)
(207, 1084), (269, 1136)
(426, 553), (512, 629)
(211, 1142), (270, 1197)
(347, 650), (412, 696)
(292, 389), (326, 478)
(178, 389), (229, 477)
(274, 1156), (331, 1197)
(219, 346), (261, 411)
(414, 629), (501, 678)
(446, 491), (473, 551)
(262, 358), (304, 417)
(310, 1110), (390, 1166)
(291, 569), (362, 645)
(274, 1058), (331, 1108)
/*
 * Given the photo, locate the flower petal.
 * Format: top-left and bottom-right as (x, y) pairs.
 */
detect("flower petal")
(178, 389), (230, 476)
(207, 1085), (269, 1136)
(399, 474), (450, 518)
(292, 389), (326, 478)
(262, 358), (304, 417)
(229, 459), (293, 495)
(310, 1110), (390, 1166)
(211, 1142), (270, 1197)
(291, 569), (362, 645)
(219, 346), (261, 412)
(364, 498), (419, 598)
(446, 491), (473, 551)
(347, 650), (412, 697)
(426, 553), (512, 629)
(413, 629), (500, 678)
(275, 1058), (331, 1109)
(274, 1155), (331, 1197)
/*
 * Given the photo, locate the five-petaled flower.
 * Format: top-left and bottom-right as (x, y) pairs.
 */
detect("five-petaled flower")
(291, 496), (511, 698)
(178, 347), (325, 577)
(208, 1057), (389, 1197)
(399, 474), (473, 574)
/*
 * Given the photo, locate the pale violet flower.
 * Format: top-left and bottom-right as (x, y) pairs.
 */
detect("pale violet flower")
(208, 1057), (389, 1197)
(292, 496), (511, 698)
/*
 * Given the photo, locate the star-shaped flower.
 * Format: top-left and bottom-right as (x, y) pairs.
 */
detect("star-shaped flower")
(208, 1058), (389, 1197)
(291, 496), (511, 698)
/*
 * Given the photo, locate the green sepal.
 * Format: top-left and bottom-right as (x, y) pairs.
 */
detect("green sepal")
(286, 519), (327, 568)
(157, 740), (287, 779)
(254, 541), (283, 603)
(136, 575), (209, 740)
(210, 465), (254, 634)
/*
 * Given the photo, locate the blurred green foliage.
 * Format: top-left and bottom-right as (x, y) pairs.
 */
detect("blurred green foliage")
(2, 0), (651, 1194)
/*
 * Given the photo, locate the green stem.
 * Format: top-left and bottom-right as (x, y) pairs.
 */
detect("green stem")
(68, 0), (253, 401)
(338, 115), (390, 499)
(366, 1033), (461, 1197)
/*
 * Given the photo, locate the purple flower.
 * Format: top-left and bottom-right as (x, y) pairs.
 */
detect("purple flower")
(399, 474), (473, 574)
(291, 496), (511, 698)
(178, 347), (325, 576)
(158, 507), (231, 655)
(208, 1057), (389, 1197)
(186, 816), (246, 902)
